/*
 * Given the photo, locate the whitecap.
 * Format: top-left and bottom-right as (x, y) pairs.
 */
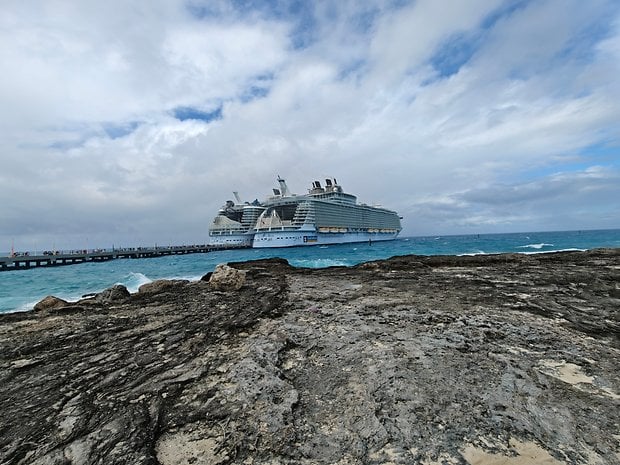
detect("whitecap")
(520, 247), (586, 255)
(458, 250), (486, 256)
(118, 272), (152, 293)
(518, 243), (554, 250)
(13, 300), (41, 313)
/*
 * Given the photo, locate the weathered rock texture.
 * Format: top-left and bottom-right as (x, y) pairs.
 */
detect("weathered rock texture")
(208, 263), (247, 291)
(0, 250), (619, 465)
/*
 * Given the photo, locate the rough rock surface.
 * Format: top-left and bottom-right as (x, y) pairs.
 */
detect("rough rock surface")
(0, 250), (619, 465)
(138, 280), (190, 295)
(93, 284), (131, 303)
(32, 295), (68, 312)
(209, 263), (247, 291)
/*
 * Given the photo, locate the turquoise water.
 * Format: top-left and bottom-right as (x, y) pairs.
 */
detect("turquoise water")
(1, 229), (619, 313)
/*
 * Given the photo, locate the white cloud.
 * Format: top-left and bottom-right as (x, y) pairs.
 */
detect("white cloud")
(369, 0), (502, 82)
(1, 0), (619, 250)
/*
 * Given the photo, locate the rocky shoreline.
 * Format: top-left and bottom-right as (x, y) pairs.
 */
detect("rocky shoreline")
(1, 249), (619, 465)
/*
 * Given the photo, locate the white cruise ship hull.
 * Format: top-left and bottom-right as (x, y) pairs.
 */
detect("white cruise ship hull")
(208, 232), (255, 247)
(253, 229), (399, 248)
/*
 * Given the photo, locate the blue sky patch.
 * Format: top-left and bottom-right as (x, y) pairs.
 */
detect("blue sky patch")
(480, 0), (531, 30)
(240, 85), (270, 103)
(103, 121), (140, 139)
(555, 16), (615, 66)
(429, 31), (482, 78)
(428, 0), (531, 79)
(173, 106), (223, 122)
(512, 141), (620, 183)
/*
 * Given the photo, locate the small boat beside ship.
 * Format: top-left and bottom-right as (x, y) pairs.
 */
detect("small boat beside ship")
(208, 177), (402, 248)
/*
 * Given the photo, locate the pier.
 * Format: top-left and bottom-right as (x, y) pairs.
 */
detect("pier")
(0, 244), (248, 272)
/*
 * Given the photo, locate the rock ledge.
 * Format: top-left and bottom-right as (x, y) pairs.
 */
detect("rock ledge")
(1, 249), (619, 465)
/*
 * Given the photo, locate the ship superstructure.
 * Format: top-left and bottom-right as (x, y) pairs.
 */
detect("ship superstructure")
(208, 193), (265, 246)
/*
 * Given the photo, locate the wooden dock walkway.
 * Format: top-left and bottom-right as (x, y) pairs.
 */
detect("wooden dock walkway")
(0, 244), (249, 272)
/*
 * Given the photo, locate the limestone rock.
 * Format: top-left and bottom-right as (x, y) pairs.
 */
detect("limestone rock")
(33, 295), (68, 311)
(209, 263), (246, 290)
(1, 250), (619, 465)
(94, 284), (130, 303)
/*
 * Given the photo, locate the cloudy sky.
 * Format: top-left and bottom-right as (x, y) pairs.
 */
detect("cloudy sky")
(1, 0), (619, 250)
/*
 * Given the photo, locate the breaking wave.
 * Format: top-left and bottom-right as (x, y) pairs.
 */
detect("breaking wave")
(118, 272), (152, 293)
(520, 247), (586, 255)
(518, 243), (554, 250)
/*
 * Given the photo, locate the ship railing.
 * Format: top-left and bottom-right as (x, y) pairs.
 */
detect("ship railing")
(209, 228), (250, 235)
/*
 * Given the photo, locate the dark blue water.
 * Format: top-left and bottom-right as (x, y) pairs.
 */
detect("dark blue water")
(1, 229), (619, 313)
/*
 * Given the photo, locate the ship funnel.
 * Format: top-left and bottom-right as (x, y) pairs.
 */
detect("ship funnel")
(325, 179), (332, 187)
(314, 180), (321, 188)
(233, 191), (242, 203)
(273, 188), (281, 196)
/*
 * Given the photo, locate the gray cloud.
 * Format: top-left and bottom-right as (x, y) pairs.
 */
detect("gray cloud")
(1, 0), (619, 250)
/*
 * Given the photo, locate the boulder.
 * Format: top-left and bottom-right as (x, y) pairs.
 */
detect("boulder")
(33, 296), (68, 312)
(209, 264), (246, 291)
(94, 284), (131, 303)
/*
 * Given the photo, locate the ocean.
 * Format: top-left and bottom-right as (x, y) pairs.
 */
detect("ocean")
(1, 229), (619, 314)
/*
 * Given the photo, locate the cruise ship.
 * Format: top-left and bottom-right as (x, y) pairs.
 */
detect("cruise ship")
(208, 193), (265, 247)
(253, 177), (401, 248)
(209, 177), (402, 248)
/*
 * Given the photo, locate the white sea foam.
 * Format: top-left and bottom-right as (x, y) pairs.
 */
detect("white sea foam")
(518, 243), (554, 249)
(458, 250), (487, 256)
(14, 300), (40, 313)
(167, 274), (205, 283)
(119, 272), (152, 293)
(520, 247), (586, 255)
(184, 274), (207, 282)
(289, 258), (350, 268)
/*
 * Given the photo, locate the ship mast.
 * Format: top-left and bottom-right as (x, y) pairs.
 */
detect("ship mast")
(277, 176), (291, 196)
